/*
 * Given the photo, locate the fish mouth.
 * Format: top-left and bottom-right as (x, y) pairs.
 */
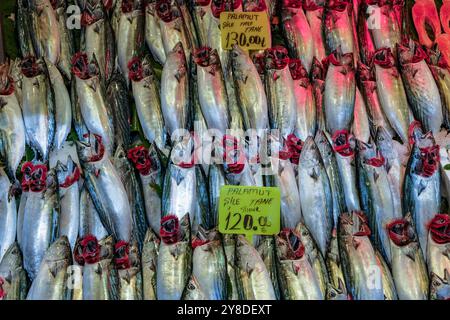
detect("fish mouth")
(21, 162), (48, 192)
(156, 0), (175, 22)
(128, 57), (144, 81)
(191, 238), (210, 249)
(327, 0), (349, 12)
(347, 211), (372, 236)
(332, 130), (354, 157)
(114, 241), (131, 270)
(121, 0), (135, 13)
(80, 134), (106, 163)
(387, 218), (415, 246)
(222, 135), (246, 173)
(325, 50), (354, 68)
(311, 58), (325, 81)
(74, 235), (101, 265)
(58, 164), (81, 188)
(356, 61), (373, 82)
(417, 145), (440, 177)
(71, 52), (92, 80)
(265, 46), (289, 70)
(373, 48), (395, 68)
(20, 56), (41, 78)
(0, 75), (15, 96)
(127, 145), (152, 175)
(288, 59), (308, 81)
(398, 41), (429, 65)
(278, 228), (305, 259)
(429, 214), (450, 244)
(160, 215), (181, 244)
(211, 0), (226, 17)
(194, 47), (214, 67)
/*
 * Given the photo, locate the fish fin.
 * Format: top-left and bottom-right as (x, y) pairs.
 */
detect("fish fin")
(412, 69), (419, 78)
(373, 171), (379, 183)
(405, 247), (416, 262)
(95, 263), (103, 275)
(88, 79), (97, 92)
(417, 180), (427, 196)
(309, 167), (319, 180)
(48, 262), (59, 278)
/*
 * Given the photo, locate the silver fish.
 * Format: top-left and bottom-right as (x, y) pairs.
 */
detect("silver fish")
(79, 187), (109, 240)
(161, 43), (190, 136)
(256, 236), (281, 300)
(26, 236), (72, 300)
(55, 157), (81, 252)
(387, 215), (429, 300)
(182, 275), (207, 300)
(208, 164), (227, 229)
(281, 0), (314, 72)
(304, 0), (326, 62)
(367, 2), (401, 56)
(297, 137), (333, 256)
(223, 234), (239, 300)
(426, 214), (450, 283)
(326, 228), (348, 300)
(115, 241), (143, 300)
(145, 0), (166, 65)
(142, 229), (159, 300)
(0, 169), (17, 262)
(324, 51), (355, 135)
(52, 0), (75, 80)
(45, 59), (71, 151)
(0, 243), (28, 300)
(20, 57), (55, 161)
(430, 270), (450, 300)
(78, 134), (133, 242)
(16, 0), (35, 58)
(352, 88), (370, 143)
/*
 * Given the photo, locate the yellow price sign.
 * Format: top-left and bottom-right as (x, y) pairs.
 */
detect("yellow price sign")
(218, 186), (281, 244)
(220, 12), (271, 51)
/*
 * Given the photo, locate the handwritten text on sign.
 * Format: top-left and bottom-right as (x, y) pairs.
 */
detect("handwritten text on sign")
(218, 186), (280, 244)
(220, 12), (271, 50)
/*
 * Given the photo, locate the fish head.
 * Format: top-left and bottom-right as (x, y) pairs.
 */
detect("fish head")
(314, 130), (333, 162)
(430, 271), (450, 300)
(288, 58), (308, 81)
(356, 61), (374, 82)
(20, 56), (42, 78)
(397, 40), (428, 66)
(20, 162), (48, 192)
(114, 240), (140, 270)
(332, 130), (355, 157)
(194, 46), (220, 70)
(387, 217), (417, 246)
(429, 214), (450, 245)
(74, 234), (101, 265)
(326, 279), (348, 300)
(411, 133), (439, 178)
(375, 126), (393, 152)
(156, 0), (178, 22)
(311, 57), (325, 81)
(276, 228), (305, 260)
(55, 157), (81, 188)
(45, 236), (71, 263)
(127, 56), (144, 81)
(294, 222), (315, 253)
(76, 133), (106, 163)
(324, 50), (354, 71)
(357, 139), (385, 167)
(170, 135), (195, 168)
(265, 46), (289, 71)
(160, 215), (181, 244)
(127, 145), (152, 175)
(71, 52), (99, 80)
(339, 211), (371, 238)
(299, 136), (321, 167)
(372, 48), (396, 69)
(0, 243), (22, 270)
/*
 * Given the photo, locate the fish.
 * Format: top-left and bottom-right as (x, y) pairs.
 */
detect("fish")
(325, 228), (348, 300)
(26, 236), (72, 300)
(74, 235), (118, 300)
(81, 0), (116, 82)
(20, 163), (59, 280)
(72, 53), (115, 155)
(52, 0), (75, 80)
(194, 47), (230, 136)
(145, 0), (166, 65)
(275, 229), (324, 300)
(427, 50), (450, 130)
(256, 236), (281, 300)
(0, 243), (28, 300)
(55, 157), (81, 252)
(106, 71), (131, 151)
(231, 45), (269, 132)
(142, 229), (159, 300)
(374, 250), (398, 300)
(235, 235), (276, 300)
(29, 0), (61, 64)
(190, 0), (213, 48)
(157, 214), (192, 300)
(426, 214), (450, 283)
(357, 62), (395, 139)
(77, 133), (133, 242)
(398, 41), (443, 135)
(117, 0), (145, 84)
(338, 211), (385, 300)
(20, 56), (55, 161)
(79, 187), (109, 241)
(315, 130), (345, 227)
(289, 59), (316, 142)
(281, 0), (314, 72)
(16, 0), (35, 58)
(352, 88), (370, 143)
(191, 229), (227, 300)
(311, 58), (326, 131)
(182, 275), (207, 300)
(129, 54), (167, 150)
(430, 270), (450, 300)
(264, 46), (297, 139)
(373, 48), (411, 144)
(128, 144), (164, 235)
(387, 216), (429, 300)
(160, 43), (190, 136)
(304, 0), (327, 62)
(208, 164), (227, 229)
(403, 131), (440, 254)
(297, 137), (333, 256)
(114, 241), (143, 300)
(323, 0), (356, 62)
(0, 68), (26, 181)
(332, 130), (361, 211)
(156, 0), (192, 58)
(356, 139), (400, 264)
(295, 222), (329, 296)
(222, 234), (239, 300)
(45, 58), (71, 151)
(324, 51), (356, 135)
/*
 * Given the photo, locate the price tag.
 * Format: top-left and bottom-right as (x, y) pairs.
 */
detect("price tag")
(220, 12), (271, 51)
(218, 186), (281, 244)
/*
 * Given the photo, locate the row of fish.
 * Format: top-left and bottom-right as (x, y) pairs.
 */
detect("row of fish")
(0, 0), (449, 299)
